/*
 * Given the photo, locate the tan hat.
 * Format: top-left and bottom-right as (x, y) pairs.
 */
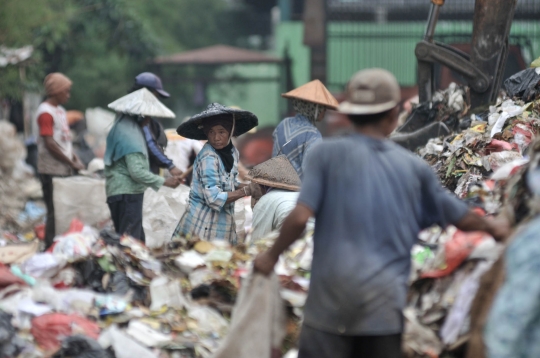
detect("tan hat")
(338, 68), (400, 115)
(282, 80), (339, 109)
(247, 155), (301, 191)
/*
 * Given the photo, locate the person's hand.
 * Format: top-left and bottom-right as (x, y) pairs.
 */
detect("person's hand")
(71, 159), (85, 171)
(253, 251), (278, 276)
(169, 166), (183, 178)
(247, 182), (263, 199)
(163, 176), (181, 188)
(488, 215), (512, 242)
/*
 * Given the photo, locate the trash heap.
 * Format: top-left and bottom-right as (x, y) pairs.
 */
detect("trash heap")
(419, 80), (540, 212)
(0, 214), (312, 358)
(400, 70), (540, 357)
(0, 120), (44, 239)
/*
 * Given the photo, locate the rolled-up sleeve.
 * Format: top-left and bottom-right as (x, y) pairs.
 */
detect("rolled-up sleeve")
(125, 153), (165, 191)
(199, 154), (228, 211)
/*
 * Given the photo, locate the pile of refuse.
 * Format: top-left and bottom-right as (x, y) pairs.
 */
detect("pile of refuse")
(399, 69), (540, 357)
(0, 213), (312, 358)
(0, 120), (44, 239)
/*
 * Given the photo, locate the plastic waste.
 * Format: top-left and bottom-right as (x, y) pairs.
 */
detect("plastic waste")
(188, 305), (229, 335)
(95, 295), (128, 316)
(0, 241), (39, 264)
(98, 325), (156, 358)
(52, 176), (110, 235)
(421, 230), (491, 278)
(149, 276), (188, 311)
(10, 265), (36, 286)
(504, 68), (540, 102)
(53, 226), (99, 262)
(142, 185), (190, 249)
(126, 320), (172, 347)
(0, 264), (25, 288)
(174, 251), (206, 274)
(21, 252), (65, 278)
(53, 335), (110, 358)
(31, 313), (100, 351)
(212, 272), (285, 358)
(0, 311), (25, 358)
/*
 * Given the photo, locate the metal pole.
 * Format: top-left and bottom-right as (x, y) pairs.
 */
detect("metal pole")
(424, 3), (441, 43)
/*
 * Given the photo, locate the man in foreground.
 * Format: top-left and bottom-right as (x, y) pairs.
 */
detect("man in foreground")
(254, 68), (510, 358)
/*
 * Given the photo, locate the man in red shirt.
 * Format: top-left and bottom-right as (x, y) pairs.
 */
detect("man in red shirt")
(36, 73), (84, 247)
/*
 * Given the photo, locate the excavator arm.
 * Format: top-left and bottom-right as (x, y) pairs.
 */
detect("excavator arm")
(416, 0), (518, 110)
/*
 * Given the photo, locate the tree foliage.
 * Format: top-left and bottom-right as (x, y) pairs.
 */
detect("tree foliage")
(0, 0), (253, 110)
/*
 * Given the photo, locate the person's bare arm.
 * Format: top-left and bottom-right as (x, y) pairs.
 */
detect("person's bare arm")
(43, 136), (82, 170)
(455, 210), (511, 242)
(254, 203), (313, 275)
(225, 186), (251, 204)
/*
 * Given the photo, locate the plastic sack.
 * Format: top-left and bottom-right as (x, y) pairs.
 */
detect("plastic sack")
(98, 325), (155, 358)
(421, 230), (491, 279)
(142, 185), (190, 248)
(53, 177), (110, 235)
(0, 265), (25, 288)
(52, 226), (99, 262)
(53, 335), (109, 358)
(504, 68), (540, 101)
(31, 313), (100, 351)
(211, 272), (285, 358)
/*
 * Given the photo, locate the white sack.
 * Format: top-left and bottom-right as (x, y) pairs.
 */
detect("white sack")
(53, 176), (109, 235)
(142, 184), (190, 248)
(211, 272), (286, 358)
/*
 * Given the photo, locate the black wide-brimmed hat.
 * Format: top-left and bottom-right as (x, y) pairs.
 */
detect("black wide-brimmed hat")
(177, 103), (258, 140)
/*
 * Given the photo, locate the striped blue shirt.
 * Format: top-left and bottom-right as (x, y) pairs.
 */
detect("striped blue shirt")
(272, 114), (322, 180)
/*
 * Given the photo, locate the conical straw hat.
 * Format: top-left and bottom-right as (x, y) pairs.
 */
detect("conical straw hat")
(247, 155), (301, 191)
(108, 88), (176, 118)
(281, 79), (339, 109)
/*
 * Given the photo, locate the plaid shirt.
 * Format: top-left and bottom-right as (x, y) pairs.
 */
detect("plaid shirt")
(272, 114), (322, 180)
(173, 143), (240, 243)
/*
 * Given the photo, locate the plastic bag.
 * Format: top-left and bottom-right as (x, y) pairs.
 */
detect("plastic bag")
(53, 335), (109, 358)
(142, 185), (190, 249)
(0, 265), (25, 288)
(149, 276), (188, 311)
(211, 272), (285, 358)
(98, 325), (155, 358)
(504, 68), (540, 101)
(52, 226), (99, 262)
(421, 230), (491, 278)
(53, 177), (110, 235)
(31, 313), (100, 351)
(0, 311), (25, 358)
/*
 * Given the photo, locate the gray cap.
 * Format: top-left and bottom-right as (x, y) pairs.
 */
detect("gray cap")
(338, 68), (400, 115)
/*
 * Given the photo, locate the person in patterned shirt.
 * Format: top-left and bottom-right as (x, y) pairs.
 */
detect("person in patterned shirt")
(172, 103), (258, 244)
(272, 80), (338, 179)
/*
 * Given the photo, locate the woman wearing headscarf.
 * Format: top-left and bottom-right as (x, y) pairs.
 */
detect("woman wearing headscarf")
(105, 88), (181, 242)
(272, 80), (338, 179)
(172, 103), (258, 244)
(36, 73), (85, 248)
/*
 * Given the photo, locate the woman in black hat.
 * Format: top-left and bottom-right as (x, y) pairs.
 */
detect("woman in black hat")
(172, 103), (258, 244)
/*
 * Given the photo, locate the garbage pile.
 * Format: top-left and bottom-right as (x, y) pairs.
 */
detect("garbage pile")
(0, 214), (312, 358)
(399, 69), (540, 357)
(419, 95), (540, 213)
(0, 120), (44, 238)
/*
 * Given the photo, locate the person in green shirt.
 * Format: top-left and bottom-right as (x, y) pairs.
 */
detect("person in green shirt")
(105, 90), (180, 242)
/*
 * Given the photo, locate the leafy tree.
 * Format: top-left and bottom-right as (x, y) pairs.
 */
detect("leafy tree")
(1, 0), (256, 111)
